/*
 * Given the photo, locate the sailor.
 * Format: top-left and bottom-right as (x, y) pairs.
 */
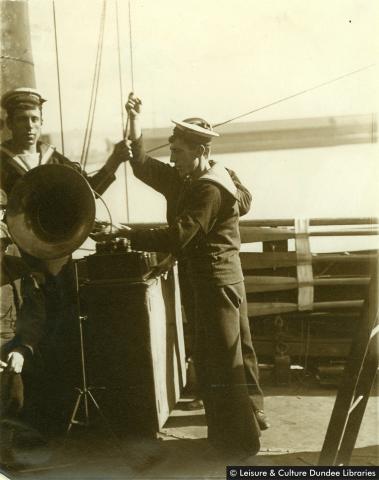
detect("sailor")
(0, 87), (128, 442)
(94, 94), (268, 455)
(0, 185), (47, 467)
(0, 87), (125, 198)
(175, 156), (267, 428)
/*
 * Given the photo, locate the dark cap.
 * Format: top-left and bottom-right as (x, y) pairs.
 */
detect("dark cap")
(171, 117), (219, 145)
(1, 87), (46, 113)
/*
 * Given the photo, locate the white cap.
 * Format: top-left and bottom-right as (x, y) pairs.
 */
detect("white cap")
(171, 119), (219, 138)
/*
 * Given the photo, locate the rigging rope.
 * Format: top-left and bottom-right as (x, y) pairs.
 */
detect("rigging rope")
(115, 0), (129, 227)
(214, 63), (376, 128)
(52, 1), (65, 155)
(83, 23), (106, 170)
(122, 0), (135, 139)
(146, 63), (376, 154)
(81, 0), (106, 168)
(115, 0), (126, 133)
(128, 0), (135, 92)
(115, 0), (134, 222)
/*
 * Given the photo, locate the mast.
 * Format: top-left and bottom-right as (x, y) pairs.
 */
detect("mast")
(0, 0), (36, 141)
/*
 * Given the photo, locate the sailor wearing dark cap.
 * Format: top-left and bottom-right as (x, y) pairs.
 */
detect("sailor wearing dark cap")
(0, 87), (131, 443)
(0, 87), (128, 193)
(93, 93), (267, 455)
(1, 88), (47, 173)
(1, 87), (46, 111)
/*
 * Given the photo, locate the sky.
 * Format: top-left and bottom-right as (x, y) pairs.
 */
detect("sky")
(28, 0), (379, 142)
(14, 0), (379, 238)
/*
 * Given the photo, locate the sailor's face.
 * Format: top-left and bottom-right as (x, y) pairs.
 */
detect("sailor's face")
(170, 138), (198, 178)
(8, 108), (42, 148)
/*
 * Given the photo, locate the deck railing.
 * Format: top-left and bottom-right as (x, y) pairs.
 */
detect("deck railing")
(238, 217), (378, 383)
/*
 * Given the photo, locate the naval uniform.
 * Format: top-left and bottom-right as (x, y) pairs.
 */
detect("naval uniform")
(129, 136), (261, 454)
(177, 162), (264, 413)
(0, 140), (118, 434)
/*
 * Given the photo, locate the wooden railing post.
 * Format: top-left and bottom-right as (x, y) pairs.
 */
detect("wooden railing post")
(318, 257), (378, 465)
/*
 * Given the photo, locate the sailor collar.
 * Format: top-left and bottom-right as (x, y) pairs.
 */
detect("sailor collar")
(195, 162), (238, 199)
(0, 141), (56, 173)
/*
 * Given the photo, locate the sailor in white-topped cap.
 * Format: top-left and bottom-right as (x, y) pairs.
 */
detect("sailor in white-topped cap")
(93, 93), (267, 454)
(171, 117), (219, 141)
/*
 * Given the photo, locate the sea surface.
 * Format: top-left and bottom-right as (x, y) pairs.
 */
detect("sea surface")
(79, 142), (379, 255)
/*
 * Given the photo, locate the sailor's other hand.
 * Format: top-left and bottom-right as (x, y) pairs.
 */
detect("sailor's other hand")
(0, 360), (8, 373)
(90, 229), (117, 242)
(113, 225), (133, 240)
(147, 254), (176, 280)
(125, 92), (142, 118)
(90, 220), (113, 241)
(90, 223), (132, 242)
(6, 351), (25, 374)
(110, 139), (133, 163)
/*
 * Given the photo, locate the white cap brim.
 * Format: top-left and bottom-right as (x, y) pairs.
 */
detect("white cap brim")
(171, 120), (219, 138)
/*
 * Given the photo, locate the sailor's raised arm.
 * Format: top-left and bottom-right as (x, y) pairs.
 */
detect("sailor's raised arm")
(108, 93), (178, 197)
(81, 94), (142, 194)
(126, 93), (142, 141)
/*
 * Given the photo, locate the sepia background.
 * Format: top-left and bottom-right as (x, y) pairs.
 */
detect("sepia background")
(27, 0), (379, 248)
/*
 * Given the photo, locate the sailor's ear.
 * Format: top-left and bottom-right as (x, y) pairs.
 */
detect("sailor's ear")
(196, 144), (206, 157)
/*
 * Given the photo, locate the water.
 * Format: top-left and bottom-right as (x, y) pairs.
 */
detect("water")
(80, 142), (379, 255)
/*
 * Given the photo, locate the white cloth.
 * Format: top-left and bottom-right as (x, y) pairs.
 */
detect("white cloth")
(15, 152), (40, 171)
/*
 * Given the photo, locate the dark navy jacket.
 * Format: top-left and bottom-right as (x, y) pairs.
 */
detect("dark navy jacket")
(129, 136), (247, 286)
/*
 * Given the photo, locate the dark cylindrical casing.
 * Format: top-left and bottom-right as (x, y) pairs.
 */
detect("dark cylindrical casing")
(0, 0), (36, 140)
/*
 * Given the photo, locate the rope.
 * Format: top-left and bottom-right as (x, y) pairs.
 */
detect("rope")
(214, 63), (376, 128)
(115, 0), (130, 222)
(80, 4), (104, 166)
(83, 23), (105, 170)
(115, 0), (126, 133)
(128, 0), (135, 92)
(83, 2), (107, 169)
(122, 0), (134, 139)
(81, 1), (107, 169)
(52, 1), (65, 155)
(121, 0), (136, 222)
(93, 190), (114, 234)
(145, 63), (376, 155)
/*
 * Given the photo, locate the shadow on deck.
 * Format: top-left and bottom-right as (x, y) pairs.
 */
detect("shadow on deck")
(2, 376), (377, 480)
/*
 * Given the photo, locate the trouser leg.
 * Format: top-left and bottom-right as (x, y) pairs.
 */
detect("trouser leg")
(193, 281), (260, 455)
(239, 288), (264, 411)
(183, 268), (264, 410)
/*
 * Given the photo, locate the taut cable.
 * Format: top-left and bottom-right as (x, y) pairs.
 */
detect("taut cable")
(146, 63), (376, 155)
(52, 1), (65, 155)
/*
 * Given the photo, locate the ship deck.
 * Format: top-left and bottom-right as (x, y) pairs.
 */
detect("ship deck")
(4, 374), (378, 480)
